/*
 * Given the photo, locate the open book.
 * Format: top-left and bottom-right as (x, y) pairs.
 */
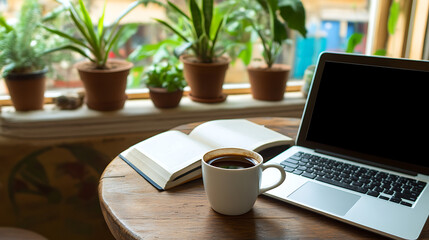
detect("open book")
(119, 119), (293, 190)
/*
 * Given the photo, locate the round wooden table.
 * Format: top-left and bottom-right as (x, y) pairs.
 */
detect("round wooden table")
(99, 117), (429, 239)
(0, 227), (47, 240)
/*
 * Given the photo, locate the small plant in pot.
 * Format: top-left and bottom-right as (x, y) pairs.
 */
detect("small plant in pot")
(154, 0), (230, 103)
(43, 0), (145, 111)
(143, 62), (186, 108)
(0, 0), (48, 111)
(128, 33), (186, 108)
(232, 0), (307, 101)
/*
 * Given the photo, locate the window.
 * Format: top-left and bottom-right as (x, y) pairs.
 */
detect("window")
(294, 0), (369, 79)
(1, 0), (427, 105)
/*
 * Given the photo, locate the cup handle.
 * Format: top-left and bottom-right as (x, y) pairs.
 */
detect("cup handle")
(259, 163), (286, 194)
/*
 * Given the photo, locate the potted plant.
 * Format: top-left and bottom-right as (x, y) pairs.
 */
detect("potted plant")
(43, 0), (145, 111)
(143, 62), (186, 108)
(0, 0), (48, 111)
(236, 0), (307, 101)
(127, 34), (186, 108)
(154, 0), (230, 103)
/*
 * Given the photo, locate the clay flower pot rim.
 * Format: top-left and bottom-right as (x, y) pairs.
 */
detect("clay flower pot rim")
(180, 54), (230, 66)
(148, 86), (183, 108)
(75, 59), (133, 73)
(247, 64), (291, 72)
(76, 59), (132, 111)
(5, 67), (48, 80)
(148, 87), (183, 93)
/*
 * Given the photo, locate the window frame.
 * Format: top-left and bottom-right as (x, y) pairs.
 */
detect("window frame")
(5, 0), (428, 107)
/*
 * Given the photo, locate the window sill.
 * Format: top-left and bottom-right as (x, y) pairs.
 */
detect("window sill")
(0, 82), (303, 105)
(0, 92), (306, 140)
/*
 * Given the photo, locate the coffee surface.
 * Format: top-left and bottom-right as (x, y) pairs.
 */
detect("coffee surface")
(207, 155), (258, 169)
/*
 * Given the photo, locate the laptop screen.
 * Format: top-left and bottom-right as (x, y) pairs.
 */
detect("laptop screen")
(298, 53), (429, 175)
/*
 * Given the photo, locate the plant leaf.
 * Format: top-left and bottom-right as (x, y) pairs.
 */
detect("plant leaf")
(346, 32), (363, 53)
(388, 1), (400, 35)
(112, 0), (141, 25)
(98, 0), (107, 40)
(0, 16), (14, 32)
(102, 0), (142, 63)
(210, 17), (224, 57)
(374, 49), (387, 56)
(152, 45), (170, 63)
(103, 26), (125, 66)
(167, 1), (190, 20)
(78, 0), (100, 50)
(106, 0), (150, 42)
(202, 0), (213, 38)
(128, 66), (145, 88)
(252, 24), (270, 60)
(154, 18), (189, 42)
(279, 0), (307, 37)
(41, 25), (87, 48)
(238, 41), (253, 66)
(128, 42), (162, 61)
(189, 0), (203, 38)
(42, 5), (67, 22)
(267, 0), (277, 42)
(174, 42), (193, 58)
(273, 18), (288, 44)
(256, 0), (269, 12)
(67, 3), (97, 54)
(129, 38), (183, 63)
(43, 44), (94, 62)
(111, 23), (139, 56)
(211, 7), (225, 37)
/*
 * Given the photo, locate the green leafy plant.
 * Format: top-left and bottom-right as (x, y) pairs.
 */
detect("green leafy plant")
(252, 0), (307, 68)
(43, 0), (149, 69)
(143, 62), (186, 92)
(226, 0), (306, 68)
(0, 0), (47, 77)
(153, 0), (226, 63)
(128, 35), (184, 88)
(215, 0), (257, 66)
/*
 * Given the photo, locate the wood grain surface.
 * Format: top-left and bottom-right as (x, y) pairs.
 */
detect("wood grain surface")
(99, 117), (429, 239)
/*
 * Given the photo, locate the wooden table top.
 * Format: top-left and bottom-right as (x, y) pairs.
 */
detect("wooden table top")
(99, 117), (429, 239)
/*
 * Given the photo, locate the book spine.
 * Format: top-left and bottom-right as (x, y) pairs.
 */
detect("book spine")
(119, 154), (165, 191)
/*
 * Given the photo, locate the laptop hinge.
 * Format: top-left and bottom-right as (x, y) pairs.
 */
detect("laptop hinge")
(315, 149), (418, 177)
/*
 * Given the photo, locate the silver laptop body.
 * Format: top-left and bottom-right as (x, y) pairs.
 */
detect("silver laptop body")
(263, 52), (429, 240)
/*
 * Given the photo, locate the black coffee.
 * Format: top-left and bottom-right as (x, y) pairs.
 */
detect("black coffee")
(207, 155), (258, 169)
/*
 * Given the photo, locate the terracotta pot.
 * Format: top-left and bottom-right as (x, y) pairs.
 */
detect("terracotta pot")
(76, 59), (133, 111)
(180, 55), (229, 103)
(148, 87), (183, 108)
(247, 64), (291, 101)
(5, 68), (47, 111)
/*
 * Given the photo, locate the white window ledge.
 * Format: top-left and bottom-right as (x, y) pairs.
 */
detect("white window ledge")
(0, 92), (306, 140)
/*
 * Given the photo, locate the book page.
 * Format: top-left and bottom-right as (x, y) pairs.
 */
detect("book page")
(132, 130), (212, 174)
(189, 119), (292, 151)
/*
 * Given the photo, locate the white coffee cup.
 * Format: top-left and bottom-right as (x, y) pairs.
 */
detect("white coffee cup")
(202, 148), (286, 215)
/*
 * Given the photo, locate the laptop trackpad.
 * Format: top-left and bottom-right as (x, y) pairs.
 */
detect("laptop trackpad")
(288, 181), (360, 216)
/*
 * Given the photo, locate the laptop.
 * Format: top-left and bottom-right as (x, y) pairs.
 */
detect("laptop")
(263, 52), (429, 239)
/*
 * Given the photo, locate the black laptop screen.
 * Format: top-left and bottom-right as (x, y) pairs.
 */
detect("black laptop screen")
(304, 60), (429, 171)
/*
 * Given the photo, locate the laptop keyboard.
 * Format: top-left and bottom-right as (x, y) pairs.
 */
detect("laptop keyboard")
(281, 151), (427, 207)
